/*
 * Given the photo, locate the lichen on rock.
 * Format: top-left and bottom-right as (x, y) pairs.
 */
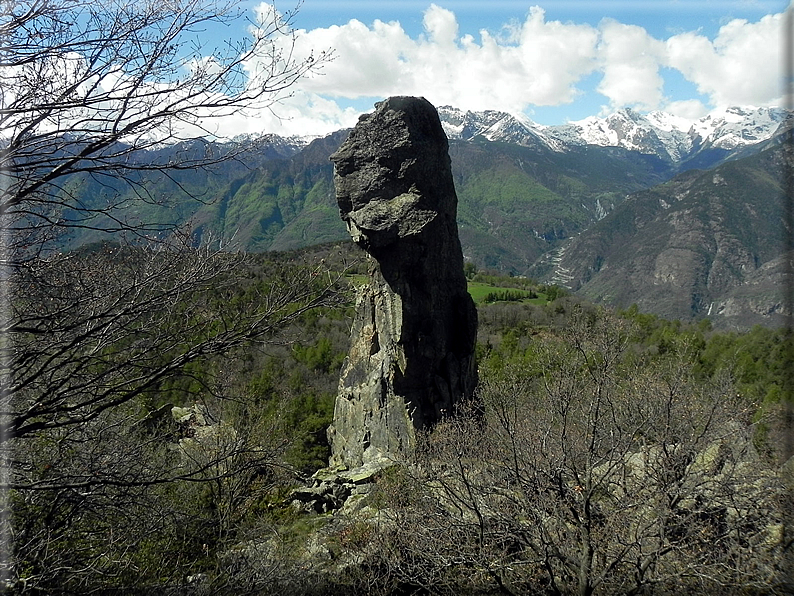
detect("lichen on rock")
(327, 96), (478, 469)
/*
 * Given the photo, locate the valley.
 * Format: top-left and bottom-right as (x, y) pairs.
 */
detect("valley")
(56, 104), (792, 329)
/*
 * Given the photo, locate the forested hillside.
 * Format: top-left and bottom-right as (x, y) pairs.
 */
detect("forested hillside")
(7, 0), (791, 593)
(53, 119), (791, 328)
(538, 142), (789, 328)
(56, 131), (673, 267)
(8, 241), (790, 594)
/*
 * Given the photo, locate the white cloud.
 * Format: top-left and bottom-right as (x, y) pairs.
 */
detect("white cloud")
(665, 13), (784, 109)
(596, 19), (665, 111)
(514, 7), (600, 105)
(219, 91), (362, 138)
(246, 3), (600, 133)
(423, 4), (459, 46)
(232, 2), (787, 136)
(290, 18), (414, 98)
(664, 99), (710, 120)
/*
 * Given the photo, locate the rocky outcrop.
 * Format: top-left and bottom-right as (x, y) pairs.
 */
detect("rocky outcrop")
(327, 96), (478, 469)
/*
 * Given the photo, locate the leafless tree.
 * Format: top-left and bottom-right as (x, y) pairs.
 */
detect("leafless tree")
(0, 0), (338, 590)
(9, 380), (296, 593)
(0, 0), (333, 435)
(4, 240), (342, 442)
(1, 0), (329, 254)
(363, 309), (785, 595)
(2, 238), (347, 591)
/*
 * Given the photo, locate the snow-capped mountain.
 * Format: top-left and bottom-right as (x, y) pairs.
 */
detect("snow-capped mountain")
(437, 106), (565, 152)
(687, 106), (787, 150)
(548, 106), (787, 161)
(437, 105), (789, 165)
(229, 132), (315, 159)
(547, 108), (695, 161)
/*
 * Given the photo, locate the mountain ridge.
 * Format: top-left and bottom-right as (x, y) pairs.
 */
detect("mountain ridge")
(53, 102), (791, 329)
(530, 142), (789, 329)
(435, 104), (788, 167)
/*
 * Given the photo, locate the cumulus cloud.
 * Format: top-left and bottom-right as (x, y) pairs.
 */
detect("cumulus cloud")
(234, 2), (787, 136)
(423, 4), (459, 46)
(664, 99), (710, 120)
(514, 7), (600, 105)
(415, 6), (600, 111)
(665, 13), (784, 108)
(596, 19), (665, 111)
(210, 90), (362, 138)
(242, 3), (601, 134)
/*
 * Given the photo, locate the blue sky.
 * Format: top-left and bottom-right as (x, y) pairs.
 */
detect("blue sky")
(292, 1), (781, 40)
(200, 0), (791, 136)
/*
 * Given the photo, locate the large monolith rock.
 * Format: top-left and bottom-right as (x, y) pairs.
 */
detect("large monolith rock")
(327, 96), (478, 469)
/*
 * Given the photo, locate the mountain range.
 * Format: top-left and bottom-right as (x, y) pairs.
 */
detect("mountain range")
(58, 104), (792, 329)
(439, 104), (787, 167)
(531, 143), (789, 328)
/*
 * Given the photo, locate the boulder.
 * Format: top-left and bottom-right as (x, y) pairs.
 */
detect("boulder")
(327, 96), (478, 468)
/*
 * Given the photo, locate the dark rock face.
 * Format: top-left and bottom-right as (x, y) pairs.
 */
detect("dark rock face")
(327, 96), (478, 469)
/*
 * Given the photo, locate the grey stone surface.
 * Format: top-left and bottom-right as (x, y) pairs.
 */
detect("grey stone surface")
(327, 96), (478, 469)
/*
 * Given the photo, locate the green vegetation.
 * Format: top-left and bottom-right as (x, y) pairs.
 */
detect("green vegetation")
(464, 266), (566, 305)
(460, 167), (564, 211)
(10, 241), (791, 594)
(55, 126), (681, 275)
(482, 287), (537, 303)
(355, 306), (783, 595)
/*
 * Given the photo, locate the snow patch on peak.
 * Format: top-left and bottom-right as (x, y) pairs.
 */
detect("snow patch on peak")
(436, 104), (788, 163)
(690, 106), (786, 150)
(645, 111), (693, 133)
(545, 109), (692, 161)
(437, 105), (566, 152)
(544, 105), (785, 162)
